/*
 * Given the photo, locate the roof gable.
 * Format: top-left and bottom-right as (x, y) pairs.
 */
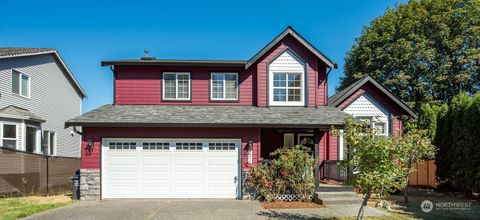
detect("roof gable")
(329, 76), (417, 118)
(246, 26), (336, 69)
(0, 47), (87, 98)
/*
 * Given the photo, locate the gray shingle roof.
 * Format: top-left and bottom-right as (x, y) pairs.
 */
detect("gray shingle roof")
(0, 47), (56, 58)
(66, 105), (348, 128)
(0, 105), (45, 122)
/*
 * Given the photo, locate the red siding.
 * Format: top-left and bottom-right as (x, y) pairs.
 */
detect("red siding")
(114, 66), (255, 106)
(250, 34), (328, 107)
(80, 127), (261, 170)
(327, 133), (338, 160)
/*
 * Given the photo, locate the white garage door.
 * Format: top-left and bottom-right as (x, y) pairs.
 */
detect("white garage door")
(101, 139), (240, 199)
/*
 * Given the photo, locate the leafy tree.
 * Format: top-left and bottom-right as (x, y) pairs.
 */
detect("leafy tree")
(332, 117), (405, 220)
(340, 0), (480, 110)
(395, 126), (436, 205)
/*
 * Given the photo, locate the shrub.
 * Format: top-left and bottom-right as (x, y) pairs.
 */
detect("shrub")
(245, 145), (314, 202)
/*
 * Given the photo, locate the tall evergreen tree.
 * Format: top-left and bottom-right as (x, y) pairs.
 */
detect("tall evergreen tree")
(340, 0), (480, 109)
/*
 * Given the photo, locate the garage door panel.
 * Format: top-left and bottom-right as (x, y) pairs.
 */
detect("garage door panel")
(175, 185), (205, 195)
(103, 139), (239, 199)
(107, 186), (138, 195)
(208, 172), (236, 180)
(208, 186), (235, 195)
(107, 157), (138, 166)
(107, 171), (138, 180)
(141, 155), (171, 165)
(142, 171), (171, 180)
(175, 171), (203, 180)
(174, 156), (204, 165)
(207, 156), (237, 165)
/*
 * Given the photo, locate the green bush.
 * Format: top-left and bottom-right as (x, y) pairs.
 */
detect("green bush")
(245, 145), (314, 202)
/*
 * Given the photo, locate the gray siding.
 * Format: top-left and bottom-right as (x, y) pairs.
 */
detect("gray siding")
(0, 54), (82, 157)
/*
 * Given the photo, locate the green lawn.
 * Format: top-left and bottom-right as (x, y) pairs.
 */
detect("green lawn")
(0, 195), (72, 220)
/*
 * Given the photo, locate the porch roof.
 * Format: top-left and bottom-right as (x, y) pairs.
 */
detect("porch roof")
(0, 105), (46, 123)
(66, 105), (348, 128)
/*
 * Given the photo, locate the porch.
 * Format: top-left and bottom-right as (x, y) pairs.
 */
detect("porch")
(259, 128), (344, 186)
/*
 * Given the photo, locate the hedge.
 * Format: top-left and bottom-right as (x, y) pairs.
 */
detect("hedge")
(417, 92), (480, 193)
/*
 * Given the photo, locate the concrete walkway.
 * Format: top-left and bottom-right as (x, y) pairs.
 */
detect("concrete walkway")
(24, 200), (388, 220)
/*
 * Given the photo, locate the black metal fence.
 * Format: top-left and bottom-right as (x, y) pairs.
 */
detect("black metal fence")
(322, 160), (347, 181)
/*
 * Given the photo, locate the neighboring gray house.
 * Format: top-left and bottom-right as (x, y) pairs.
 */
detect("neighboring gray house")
(0, 48), (86, 157)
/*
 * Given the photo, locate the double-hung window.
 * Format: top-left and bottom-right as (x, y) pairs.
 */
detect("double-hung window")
(272, 73), (302, 104)
(163, 72), (191, 101)
(211, 73), (238, 101)
(42, 130), (56, 155)
(12, 70), (30, 97)
(2, 124), (17, 149)
(356, 116), (387, 136)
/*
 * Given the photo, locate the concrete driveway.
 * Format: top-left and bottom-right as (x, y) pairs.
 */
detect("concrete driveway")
(24, 200), (388, 220)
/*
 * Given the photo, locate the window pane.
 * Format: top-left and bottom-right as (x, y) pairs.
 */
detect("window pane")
(288, 89), (301, 101)
(164, 74), (176, 99)
(3, 124), (16, 138)
(273, 73), (286, 87)
(26, 127), (36, 153)
(288, 73), (301, 87)
(21, 75), (29, 96)
(225, 74), (237, 99)
(273, 88), (286, 101)
(177, 74), (189, 99)
(12, 71), (20, 94)
(2, 140), (16, 148)
(49, 132), (55, 155)
(42, 131), (49, 155)
(212, 74), (224, 99)
(375, 123), (386, 134)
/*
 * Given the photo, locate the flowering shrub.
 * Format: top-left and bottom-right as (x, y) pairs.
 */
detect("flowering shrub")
(245, 145), (315, 202)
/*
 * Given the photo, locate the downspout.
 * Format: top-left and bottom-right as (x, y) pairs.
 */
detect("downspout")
(110, 66), (116, 105)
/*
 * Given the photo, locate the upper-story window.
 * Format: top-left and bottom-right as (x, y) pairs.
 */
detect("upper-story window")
(163, 72), (191, 101)
(356, 116), (387, 136)
(12, 70), (30, 98)
(211, 73), (238, 101)
(268, 50), (305, 106)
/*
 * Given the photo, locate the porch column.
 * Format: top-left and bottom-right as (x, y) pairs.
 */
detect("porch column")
(313, 128), (320, 191)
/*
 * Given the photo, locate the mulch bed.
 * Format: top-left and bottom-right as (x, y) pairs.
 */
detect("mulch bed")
(260, 201), (324, 209)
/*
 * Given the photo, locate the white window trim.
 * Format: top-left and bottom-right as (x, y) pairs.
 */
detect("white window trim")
(162, 72), (191, 101)
(1, 122), (18, 149)
(42, 130), (57, 156)
(25, 125), (40, 153)
(268, 71), (305, 106)
(210, 72), (239, 101)
(12, 70), (31, 98)
(297, 133), (313, 144)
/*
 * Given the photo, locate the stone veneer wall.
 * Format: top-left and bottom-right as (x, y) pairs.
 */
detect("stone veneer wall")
(80, 169), (100, 200)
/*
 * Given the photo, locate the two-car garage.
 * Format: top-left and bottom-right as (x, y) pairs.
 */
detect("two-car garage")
(101, 139), (241, 199)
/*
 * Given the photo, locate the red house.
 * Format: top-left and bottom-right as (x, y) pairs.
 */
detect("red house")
(66, 27), (413, 200)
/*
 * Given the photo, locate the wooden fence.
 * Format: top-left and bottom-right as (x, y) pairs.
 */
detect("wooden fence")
(0, 147), (80, 196)
(409, 160), (437, 188)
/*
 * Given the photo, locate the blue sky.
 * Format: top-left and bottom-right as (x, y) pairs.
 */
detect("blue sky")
(1, 0), (406, 112)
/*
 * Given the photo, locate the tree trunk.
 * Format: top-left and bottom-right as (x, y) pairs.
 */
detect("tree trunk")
(404, 174), (410, 206)
(404, 159), (413, 206)
(357, 191), (371, 220)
